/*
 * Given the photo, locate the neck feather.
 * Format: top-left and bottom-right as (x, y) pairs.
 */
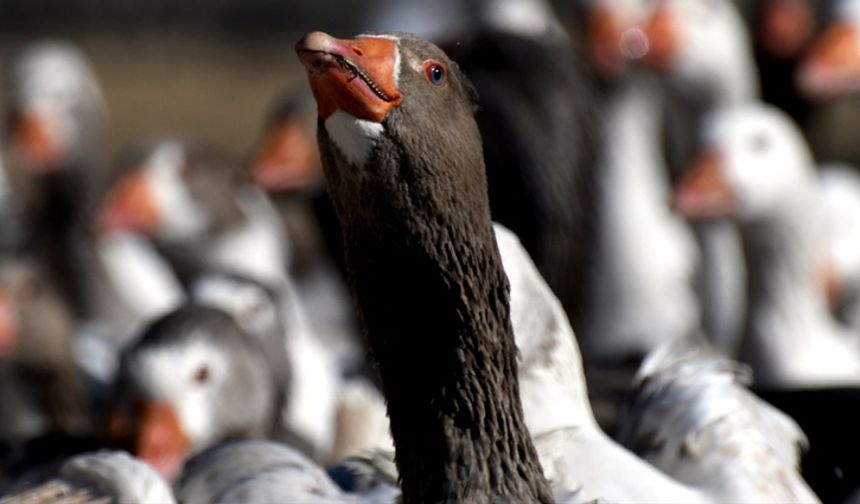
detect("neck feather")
(320, 124), (552, 503)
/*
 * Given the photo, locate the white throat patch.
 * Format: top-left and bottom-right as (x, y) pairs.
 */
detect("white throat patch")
(324, 110), (384, 167)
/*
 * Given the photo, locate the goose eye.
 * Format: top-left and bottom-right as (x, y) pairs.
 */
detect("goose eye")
(749, 133), (770, 153)
(425, 62), (447, 86)
(192, 365), (210, 386)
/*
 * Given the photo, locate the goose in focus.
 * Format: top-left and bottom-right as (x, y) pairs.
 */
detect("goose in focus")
(674, 103), (860, 502)
(293, 28), (819, 503)
(298, 29), (554, 503)
(0, 450), (175, 504)
(617, 341), (820, 503)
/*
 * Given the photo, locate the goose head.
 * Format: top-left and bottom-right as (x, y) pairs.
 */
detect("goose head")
(642, 0), (757, 103)
(583, 0), (655, 78)
(110, 306), (277, 482)
(98, 139), (242, 242)
(3, 41), (107, 175)
(797, 0), (860, 97)
(674, 104), (816, 223)
(250, 93), (323, 195)
(757, 0), (816, 59)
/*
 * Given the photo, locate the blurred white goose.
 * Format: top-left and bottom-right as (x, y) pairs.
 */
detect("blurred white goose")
(675, 103), (860, 388)
(617, 342), (820, 503)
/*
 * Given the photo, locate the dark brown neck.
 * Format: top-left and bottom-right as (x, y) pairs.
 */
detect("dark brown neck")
(319, 123), (552, 503)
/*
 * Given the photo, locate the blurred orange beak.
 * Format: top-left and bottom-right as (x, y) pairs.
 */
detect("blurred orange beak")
(251, 120), (323, 194)
(98, 169), (160, 235)
(673, 151), (737, 219)
(798, 23), (860, 98)
(643, 6), (679, 70)
(133, 401), (191, 482)
(821, 259), (841, 308)
(0, 293), (18, 357)
(11, 111), (62, 172)
(759, 0), (814, 59)
(296, 31), (403, 122)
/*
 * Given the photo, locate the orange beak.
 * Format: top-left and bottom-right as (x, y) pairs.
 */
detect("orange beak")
(251, 120), (323, 194)
(821, 259), (841, 308)
(10, 111), (62, 172)
(296, 31), (403, 122)
(132, 401), (191, 482)
(759, 0), (814, 59)
(643, 6), (679, 70)
(97, 169), (160, 235)
(798, 22), (860, 98)
(673, 151), (737, 219)
(0, 293), (17, 357)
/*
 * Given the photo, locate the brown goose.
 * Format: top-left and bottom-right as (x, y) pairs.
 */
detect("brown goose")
(296, 31), (553, 503)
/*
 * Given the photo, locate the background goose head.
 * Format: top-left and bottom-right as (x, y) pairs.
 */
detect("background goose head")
(98, 138), (242, 242)
(109, 305), (277, 482)
(674, 104), (816, 223)
(797, 0), (860, 97)
(2, 41), (107, 178)
(583, 0), (655, 79)
(757, 0), (817, 59)
(250, 92), (323, 195)
(642, 0), (757, 104)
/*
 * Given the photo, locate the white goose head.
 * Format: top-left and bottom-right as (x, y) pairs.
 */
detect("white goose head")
(674, 104), (816, 223)
(3, 41), (107, 173)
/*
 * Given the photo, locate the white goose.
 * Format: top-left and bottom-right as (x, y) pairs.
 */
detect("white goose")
(675, 103), (860, 388)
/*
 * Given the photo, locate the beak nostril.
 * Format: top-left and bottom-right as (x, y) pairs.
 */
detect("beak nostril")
(352, 46), (364, 56)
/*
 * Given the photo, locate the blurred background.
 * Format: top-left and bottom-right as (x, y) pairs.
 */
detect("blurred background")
(2, 0), (860, 502)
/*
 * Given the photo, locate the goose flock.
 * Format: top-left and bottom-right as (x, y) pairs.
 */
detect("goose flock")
(3, 0), (860, 502)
